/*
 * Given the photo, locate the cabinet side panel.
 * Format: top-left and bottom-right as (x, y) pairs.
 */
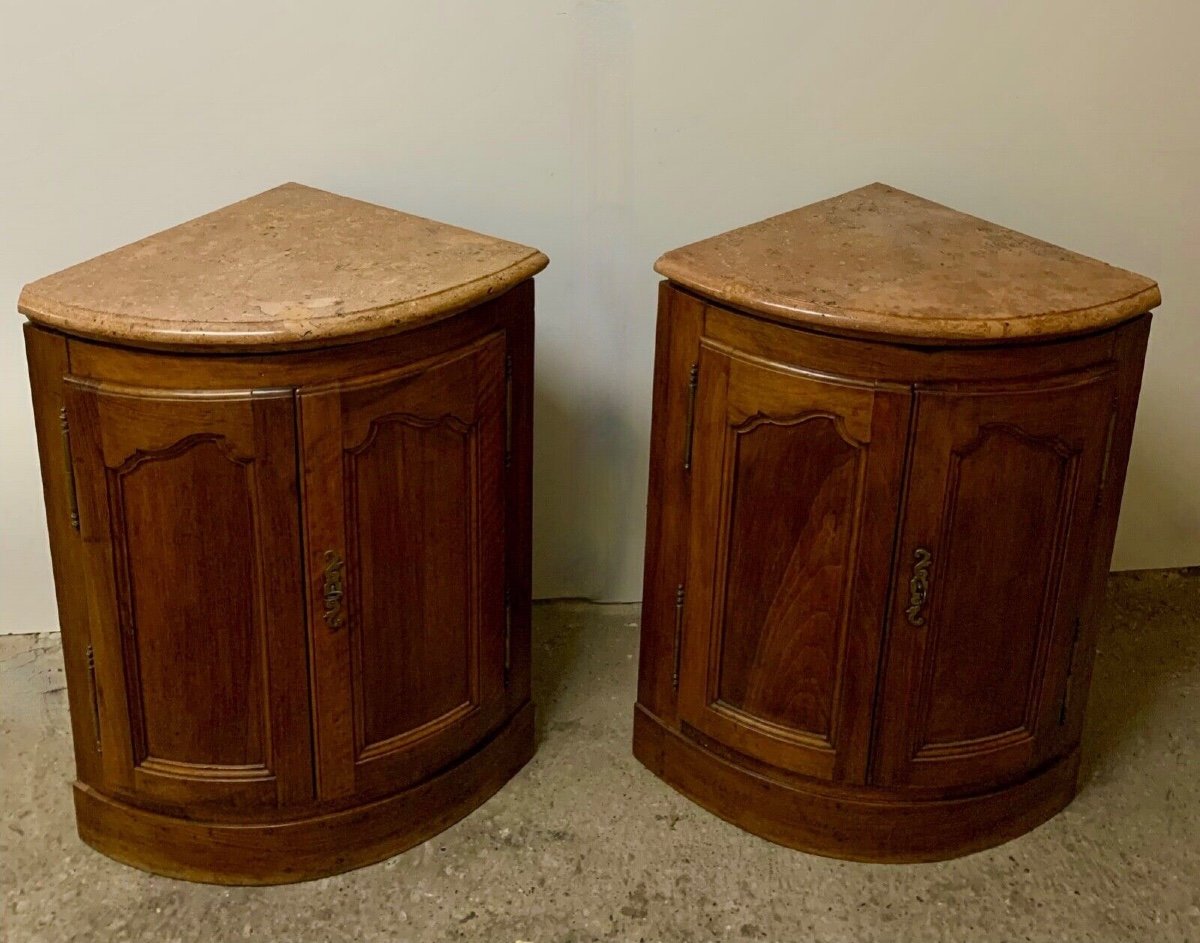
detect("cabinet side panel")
(503, 292), (535, 712)
(1057, 315), (1152, 749)
(636, 284), (705, 721)
(23, 325), (102, 786)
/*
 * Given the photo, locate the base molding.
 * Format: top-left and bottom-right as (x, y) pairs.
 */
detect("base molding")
(632, 704), (1079, 863)
(74, 703), (535, 885)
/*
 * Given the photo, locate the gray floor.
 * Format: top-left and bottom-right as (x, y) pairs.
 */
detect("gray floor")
(2, 571), (1198, 943)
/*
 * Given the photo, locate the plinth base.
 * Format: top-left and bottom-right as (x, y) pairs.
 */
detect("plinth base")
(74, 703), (535, 885)
(632, 705), (1078, 863)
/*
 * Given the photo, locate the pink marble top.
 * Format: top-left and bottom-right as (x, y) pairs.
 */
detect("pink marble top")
(20, 183), (549, 350)
(655, 183), (1159, 344)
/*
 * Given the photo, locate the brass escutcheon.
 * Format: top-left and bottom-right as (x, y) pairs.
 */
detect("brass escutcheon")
(905, 547), (933, 627)
(322, 550), (345, 629)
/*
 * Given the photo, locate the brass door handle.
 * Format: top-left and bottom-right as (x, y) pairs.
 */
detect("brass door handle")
(905, 547), (932, 626)
(322, 550), (345, 629)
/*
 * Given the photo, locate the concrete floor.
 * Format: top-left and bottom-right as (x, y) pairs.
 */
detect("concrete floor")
(2, 571), (1197, 943)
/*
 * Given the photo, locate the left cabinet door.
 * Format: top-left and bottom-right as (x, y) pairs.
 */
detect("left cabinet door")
(299, 333), (509, 801)
(676, 339), (911, 783)
(63, 380), (314, 814)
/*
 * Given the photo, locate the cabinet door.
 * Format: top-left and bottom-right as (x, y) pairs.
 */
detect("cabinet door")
(872, 367), (1119, 789)
(677, 341), (910, 783)
(63, 381), (313, 813)
(300, 333), (509, 800)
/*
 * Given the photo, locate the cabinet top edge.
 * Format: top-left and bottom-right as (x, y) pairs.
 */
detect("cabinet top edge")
(18, 183), (548, 352)
(655, 183), (1160, 344)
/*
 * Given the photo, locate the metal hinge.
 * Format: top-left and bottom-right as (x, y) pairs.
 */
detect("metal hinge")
(504, 353), (514, 469)
(1059, 616), (1083, 725)
(682, 363), (699, 471)
(86, 644), (102, 752)
(671, 584), (685, 690)
(503, 587), (512, 688)
(59, 407), (80, 531)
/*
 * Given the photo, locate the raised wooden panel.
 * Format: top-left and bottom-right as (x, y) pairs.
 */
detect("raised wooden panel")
(677, 339), (910, 783)
(301, 332), (509, 800)
(920, 425), (1076, 747)
(113, 436), (266, 771)
(715, 414), (864, 742)
(346, 416), (475, 754)
(873, 368), (1119, 789)
(62, 381), (313, 812)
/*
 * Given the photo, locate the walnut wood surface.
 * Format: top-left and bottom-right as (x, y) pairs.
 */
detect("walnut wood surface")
(24, 327), (100, 787)
(871, 369), (1119, 789)
(25, 281), (537, 882)
(634, 283), (1152, 862)
(300, 332), (510, 802)
(677, 339), (909, 783)
(63, 382), (313, 813)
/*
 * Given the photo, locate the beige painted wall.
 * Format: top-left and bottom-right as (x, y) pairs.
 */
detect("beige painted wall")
(2, 1), (1197, 633)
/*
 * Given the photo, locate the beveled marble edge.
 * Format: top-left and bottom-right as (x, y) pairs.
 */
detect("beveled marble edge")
(19, 251), (549, 351)
(653, 258), (1162, 345)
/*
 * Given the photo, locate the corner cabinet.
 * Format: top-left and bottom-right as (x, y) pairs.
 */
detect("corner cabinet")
(634, 281), (1153, 862)
(21, 184), (546, 884)
(26, 292), (535, 883)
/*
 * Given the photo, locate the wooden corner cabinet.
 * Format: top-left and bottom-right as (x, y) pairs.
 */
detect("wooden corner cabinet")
(20, 184), (547, 884)
(634, 184), (1160, 862)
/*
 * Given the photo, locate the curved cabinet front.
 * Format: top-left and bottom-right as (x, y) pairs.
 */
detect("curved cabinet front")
(633, 284), (1151, 862)
(25, 284), (536, 884)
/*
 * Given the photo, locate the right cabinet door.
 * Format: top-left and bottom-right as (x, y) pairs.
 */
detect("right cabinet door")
(872, 366), (1119, 789)
(299, 333), (510, 802)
